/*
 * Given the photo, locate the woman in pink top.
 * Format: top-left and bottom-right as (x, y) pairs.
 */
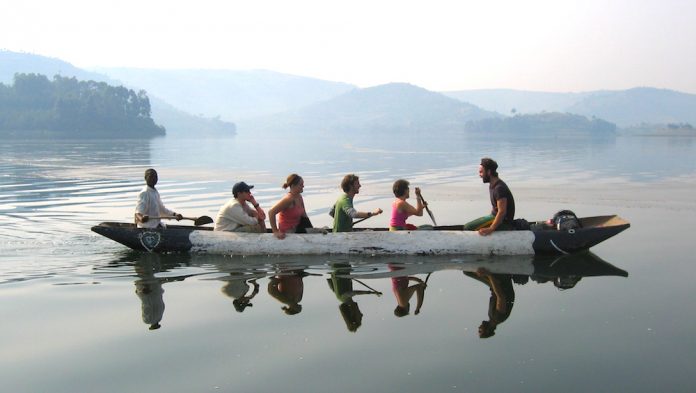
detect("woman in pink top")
(390, 179), (424, 231)
(269, 174), (309, 239)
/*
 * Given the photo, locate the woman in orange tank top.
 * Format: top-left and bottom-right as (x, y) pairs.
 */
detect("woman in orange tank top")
(269, 174), (309, 239)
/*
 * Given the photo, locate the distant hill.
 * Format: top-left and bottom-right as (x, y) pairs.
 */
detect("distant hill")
(0, 50), (236, 137)
(620, 122), (696, 136)
(443, 89), (589, 115)
(241, 83), (500, 135)
(567, 88), (696, 127)
(0, 50), (101, 84)
(465, 112), (616, 137)
(92, 67), (356, 121)
(444, 87), (696, 127)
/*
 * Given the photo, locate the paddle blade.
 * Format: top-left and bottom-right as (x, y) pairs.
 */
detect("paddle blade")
(194, 216), (214, 226)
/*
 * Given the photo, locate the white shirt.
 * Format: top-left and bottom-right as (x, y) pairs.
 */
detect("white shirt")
(135, 186), (175, 228)
(214, 199), (258, 231)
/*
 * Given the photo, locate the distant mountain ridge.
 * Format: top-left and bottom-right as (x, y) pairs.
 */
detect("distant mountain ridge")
(5, 50), (693, 137)
(0, 50), (102, 84)
(92, 67), (357, 121)
(240, 83), (500, 135)
(444, 87), (696, 127)
(567, 87), (696, 127)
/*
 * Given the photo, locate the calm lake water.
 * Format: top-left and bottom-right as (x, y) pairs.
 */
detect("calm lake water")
(1, 132), (695, 392)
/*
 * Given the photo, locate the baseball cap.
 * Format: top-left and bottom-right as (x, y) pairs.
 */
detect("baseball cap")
(232, 181), (254, 196)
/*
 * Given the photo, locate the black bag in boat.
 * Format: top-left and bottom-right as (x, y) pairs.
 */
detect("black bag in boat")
(296, 216), (314, 233)
(513, 218), (530, 230)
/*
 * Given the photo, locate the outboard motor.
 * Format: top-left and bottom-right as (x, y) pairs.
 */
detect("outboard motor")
(552, 210), (581, 231)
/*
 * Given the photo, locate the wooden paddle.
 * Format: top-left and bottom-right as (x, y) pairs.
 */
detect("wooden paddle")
(352, 215), (372, 226)
(152, 215), (214, 226)
(352, 208), (383, 226)
(418, 192), (437, 226)
(352, 278), (382, 296)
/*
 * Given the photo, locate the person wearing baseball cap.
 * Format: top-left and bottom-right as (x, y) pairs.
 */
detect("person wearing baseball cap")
(214, 181), (267, 232)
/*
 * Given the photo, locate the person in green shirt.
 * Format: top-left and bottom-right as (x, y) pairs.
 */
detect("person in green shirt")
(331, 174), (383, 232)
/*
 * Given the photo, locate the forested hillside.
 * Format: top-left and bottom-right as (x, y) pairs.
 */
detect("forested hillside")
(0, 73), (165, 137)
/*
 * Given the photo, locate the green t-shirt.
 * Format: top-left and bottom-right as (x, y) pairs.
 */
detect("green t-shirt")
(333, 194), (354, 233)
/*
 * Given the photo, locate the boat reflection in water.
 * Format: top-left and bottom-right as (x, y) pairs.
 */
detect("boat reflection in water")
(108, 251), (628, 333)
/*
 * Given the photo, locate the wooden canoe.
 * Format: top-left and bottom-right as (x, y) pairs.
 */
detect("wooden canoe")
(91, 215), (629, 256)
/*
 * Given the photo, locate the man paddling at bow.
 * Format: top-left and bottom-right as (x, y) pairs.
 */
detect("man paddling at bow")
(464, 158), (516, 235)
(134, 168), (182, 228)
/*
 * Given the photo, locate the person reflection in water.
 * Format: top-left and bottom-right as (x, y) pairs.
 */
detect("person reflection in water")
(465, 268), (516, 338)
(221, 274), (260, 313)
(390, 265), (427, 317)
(134, 259), (166, 330)
(328, 264), (382, 332)
(268, 270), (307, 315)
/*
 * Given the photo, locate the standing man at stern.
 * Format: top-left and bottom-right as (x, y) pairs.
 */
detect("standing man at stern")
(464, 158), (515, 235)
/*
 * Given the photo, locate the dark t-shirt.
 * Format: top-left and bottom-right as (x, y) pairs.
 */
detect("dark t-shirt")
(489, 179), (515, 223)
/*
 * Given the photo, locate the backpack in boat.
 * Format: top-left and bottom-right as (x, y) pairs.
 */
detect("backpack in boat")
(552, 210), (581, 231)
(513, 218), (530, 230)
(296, 216), (313, 234)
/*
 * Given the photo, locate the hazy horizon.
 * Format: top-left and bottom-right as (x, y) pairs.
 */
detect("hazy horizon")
(2, 0), (696, 94)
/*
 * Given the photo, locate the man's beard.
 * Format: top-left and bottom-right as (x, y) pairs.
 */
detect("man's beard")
(481, 174), (490, 183)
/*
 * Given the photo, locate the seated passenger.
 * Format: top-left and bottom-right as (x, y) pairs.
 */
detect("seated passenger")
(268, 174), (310, 239)
(331, 174), (383, 233)
(389, 179), (424, 231)
(214, 182), (267, 232)
(463, 157), (516, 235)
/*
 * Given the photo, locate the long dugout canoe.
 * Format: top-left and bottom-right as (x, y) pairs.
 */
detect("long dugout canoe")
(91, 215), (629, 256)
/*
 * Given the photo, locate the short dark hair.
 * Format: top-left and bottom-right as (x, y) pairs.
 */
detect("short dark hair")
(480, 157), (498, 176)
(341, 174), (359, 193)
(392, 179), (410, 197)
(144, 168), (157, 179)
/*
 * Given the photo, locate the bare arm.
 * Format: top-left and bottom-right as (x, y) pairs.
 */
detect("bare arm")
(414, 283), (426, 315)
(479, 198), (507, 236)
(398, 199), (424, 217)
(269, 195), (294, 239)
(355, 208), (384, 219)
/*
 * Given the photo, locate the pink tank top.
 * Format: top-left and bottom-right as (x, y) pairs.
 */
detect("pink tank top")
(390, 199), (409, 228)
(278, 195), (305, 232)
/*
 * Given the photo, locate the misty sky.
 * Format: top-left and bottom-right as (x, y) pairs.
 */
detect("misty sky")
(2, 0), (695, 93)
